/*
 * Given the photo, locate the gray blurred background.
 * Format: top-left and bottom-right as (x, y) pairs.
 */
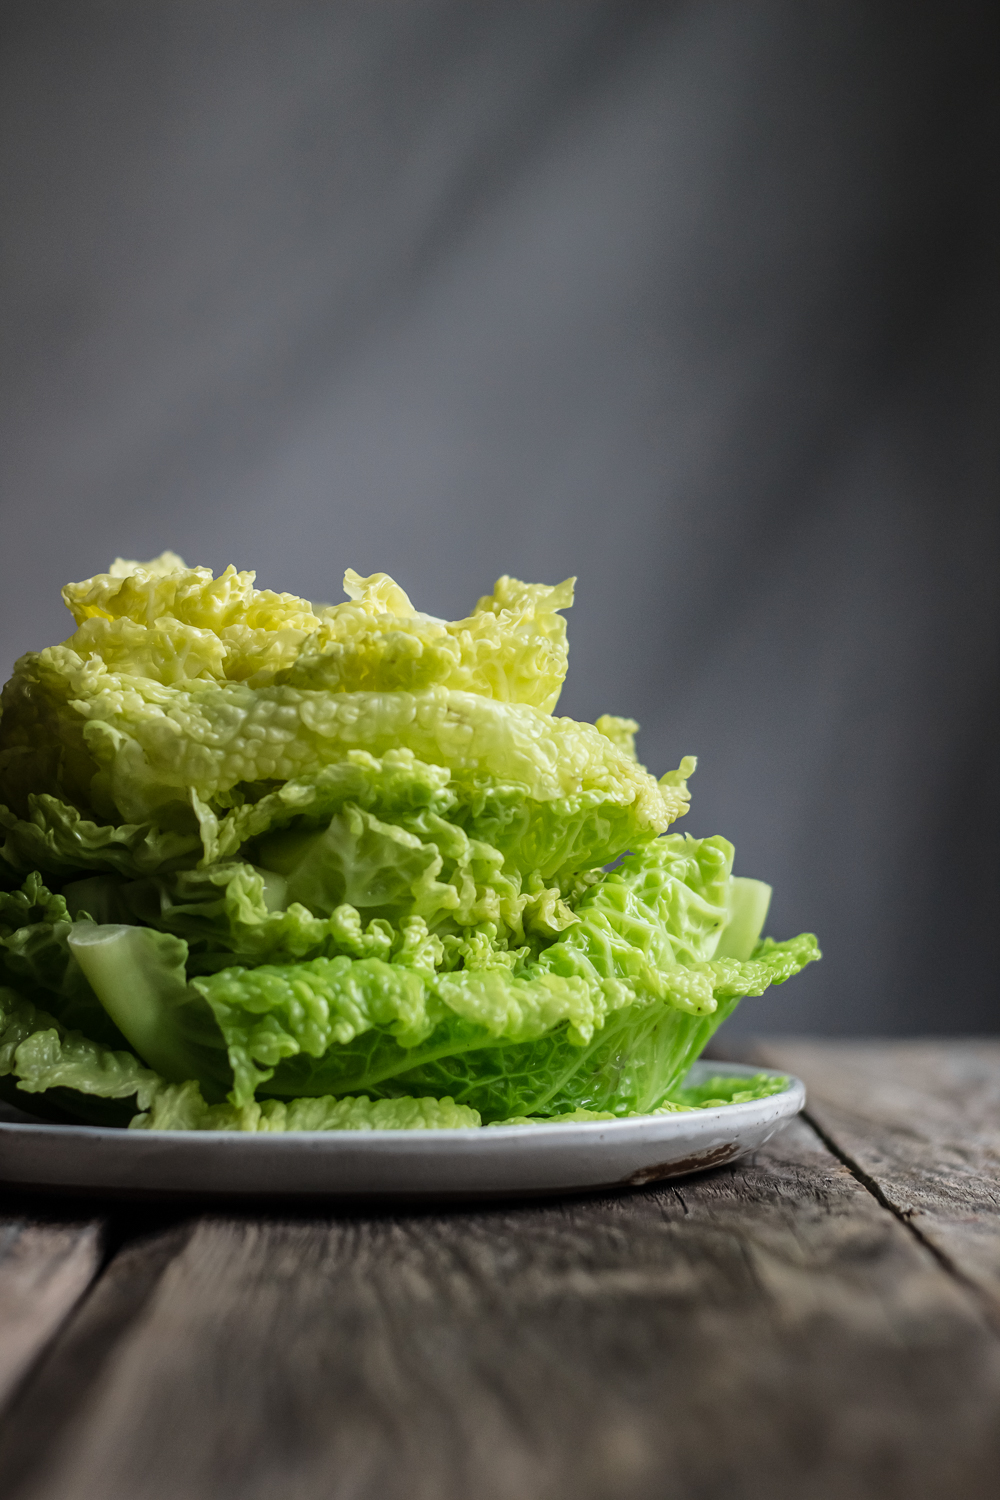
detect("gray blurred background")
(1, 1), (997, 1035)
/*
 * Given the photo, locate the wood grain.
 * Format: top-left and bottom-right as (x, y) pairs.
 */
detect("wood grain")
(733, 1039), (1000, 1321)
(2, 1118), (998, 1500)
(0, 1210), (103, 1408)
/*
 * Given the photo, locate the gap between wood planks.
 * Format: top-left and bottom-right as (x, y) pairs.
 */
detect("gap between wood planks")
(0, 1197), (193, 1419)
(712, 1037), (1000, 1335)
(801, 1105), (1000, 1336)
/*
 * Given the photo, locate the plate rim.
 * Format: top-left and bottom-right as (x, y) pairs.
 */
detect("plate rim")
(0, 1060), (803, 1149)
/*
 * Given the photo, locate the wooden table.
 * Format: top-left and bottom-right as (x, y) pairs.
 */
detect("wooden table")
(0, 1039), (998, 1500)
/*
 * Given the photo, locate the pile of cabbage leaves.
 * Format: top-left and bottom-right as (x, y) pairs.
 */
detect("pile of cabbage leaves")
(0, 556), (818, 1131)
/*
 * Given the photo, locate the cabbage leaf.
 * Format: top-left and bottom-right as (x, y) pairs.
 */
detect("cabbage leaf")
(0, 557), (821, 1129)
(62, 836), (818, 1119)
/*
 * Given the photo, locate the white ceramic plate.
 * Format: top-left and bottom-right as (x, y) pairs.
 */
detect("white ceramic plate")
(0, 1062), (803, 1200)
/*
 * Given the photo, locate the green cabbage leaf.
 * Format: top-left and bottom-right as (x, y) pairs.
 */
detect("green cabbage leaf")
(0, 556), (821, 1129)
(0, 984), (482, 1131)
(129, 1085), (481, 1132)
(0, 983), (791, 1134)
(58, 835), (818, 1120)
(0, 560), (682, 851)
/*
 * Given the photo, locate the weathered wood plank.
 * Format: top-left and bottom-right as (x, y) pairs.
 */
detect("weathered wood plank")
(0, 1209), (103, 1409)
(2, 1118), (998, 1500)
(731, 1039), (1000, 1321)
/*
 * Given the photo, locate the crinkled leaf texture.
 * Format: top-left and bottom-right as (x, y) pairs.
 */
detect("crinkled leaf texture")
(130, 1086), (481, 1133)
(0, 985), (790, 1133)
(0, 983), (162, 1127)
(1, 558), (678, 841)
(0, 557), (821, 1128)
(0, 985), (479, 1130)
(56, 837), (818, 1122)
